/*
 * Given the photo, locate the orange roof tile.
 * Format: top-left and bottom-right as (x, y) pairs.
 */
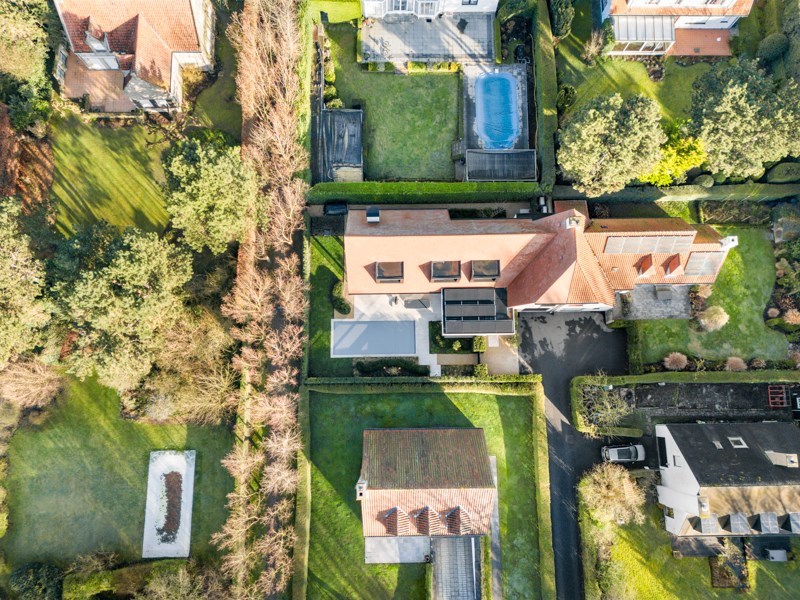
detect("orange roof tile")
(610, 0), (754, 18)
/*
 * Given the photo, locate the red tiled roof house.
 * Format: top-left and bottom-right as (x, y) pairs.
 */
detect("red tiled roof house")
(356, 428), (497, 563)
(602, 0), (754, 56)
(53, 0), (215, 112)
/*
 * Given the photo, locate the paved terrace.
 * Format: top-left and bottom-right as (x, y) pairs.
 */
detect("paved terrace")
(362, 14), (494, 63)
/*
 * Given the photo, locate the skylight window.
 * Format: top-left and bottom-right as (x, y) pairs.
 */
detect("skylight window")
(728, 436), (748, 449)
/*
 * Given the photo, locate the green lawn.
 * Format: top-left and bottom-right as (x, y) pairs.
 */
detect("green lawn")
(309, 0), (361, 23)
(51, 113), (169, 235)
(309, 236), (352, 376)
(308, 390), (540, 598)
(606, 505), (800, 598)
(1, 377), (233, 567)
(556, 0), (713, 122)
(327, 24), (459, 181)
(633, 227), (789, 364)
(193, 10), (242, 141)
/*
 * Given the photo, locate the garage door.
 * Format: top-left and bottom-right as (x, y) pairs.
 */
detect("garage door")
(331, 320), (416, 357)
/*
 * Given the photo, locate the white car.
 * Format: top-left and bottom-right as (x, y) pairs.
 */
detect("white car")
(601, 444), (645, 464)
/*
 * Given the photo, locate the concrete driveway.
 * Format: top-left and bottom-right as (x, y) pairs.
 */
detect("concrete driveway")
(518, 313), (627, 600)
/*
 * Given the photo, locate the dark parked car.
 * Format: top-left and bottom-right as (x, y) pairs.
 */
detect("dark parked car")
(323, 202), (348, 216)
(601, 444), (645, 464)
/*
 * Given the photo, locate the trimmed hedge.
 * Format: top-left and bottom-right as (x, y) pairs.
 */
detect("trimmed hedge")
(767, 162), (800, 183)
(534, 0), (558, 190)
(331, 280), (351, 315)
(553, 182), (800, 202)
(307, 181), (541, 203)
(532, 382), (557, 600)
(62, 560), (185, 600)
(303, 374), (542, 394)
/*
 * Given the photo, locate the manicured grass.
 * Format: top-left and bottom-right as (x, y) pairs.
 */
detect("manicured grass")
(601, 505), (800, 598)
(1, 377), (233, 567)
(51, 113), (169, 235)
(555, 0), (713, 122)
(633, 227), (789, 363)
(309, 236), (352, 376)
(308, 390), (540, 598)
(309, 0), (361, 23)
(327, 24), (459, 181)
(194, 11), (242, 141)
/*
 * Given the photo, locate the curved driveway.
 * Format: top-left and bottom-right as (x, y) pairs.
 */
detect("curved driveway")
(518, 313), (627, 600)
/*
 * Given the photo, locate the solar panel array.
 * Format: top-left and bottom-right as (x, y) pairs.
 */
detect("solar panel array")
(684, 252), (725, 277)
(603, 235), (694, 255)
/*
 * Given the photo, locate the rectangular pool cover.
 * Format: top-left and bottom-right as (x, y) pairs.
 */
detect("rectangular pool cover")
(475, 72), (519, 149)
(331, 320), (417, 357)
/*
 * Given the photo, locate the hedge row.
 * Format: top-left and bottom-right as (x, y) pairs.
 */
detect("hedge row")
(303, 374), (542, 395)
(533, 0), (558, 191)
(553, 182), (800, 203)
(532, 382), (558, 599)
(569, 377), (645, 438)
(292, 388), (312, 600)
(307, 181), (541, 204)
(62, 560), (185, 600)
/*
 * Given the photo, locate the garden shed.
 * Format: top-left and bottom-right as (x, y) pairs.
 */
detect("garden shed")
(319, 108), (363, 183)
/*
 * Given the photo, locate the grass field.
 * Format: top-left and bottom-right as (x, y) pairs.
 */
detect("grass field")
(51, 113), (169, 235)
(1, 377), (233, 567)
(309, 0), (361, 22)
(309, 236), (353, 377)
(633, 227), (788, 364)
(556, 0), (713, 122)
(308, 390), (540, 598)
(598, 505), (800, 598)
(327, 24), (459, 181)
(193, 11), (242, 141)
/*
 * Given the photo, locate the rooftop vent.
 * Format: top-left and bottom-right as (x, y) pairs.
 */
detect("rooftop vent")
(765, 450), (800, 468)
(721, 235), (738, 251)
(366, 206), (380, 224)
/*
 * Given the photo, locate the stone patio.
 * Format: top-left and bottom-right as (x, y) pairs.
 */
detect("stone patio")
(361, 14), (494, 63)
(612, 284), (691, 321)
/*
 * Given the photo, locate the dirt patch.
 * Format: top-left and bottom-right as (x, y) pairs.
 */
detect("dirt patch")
(0, 103), (21, 196)
(156, 471), (183, 544)
(709, 556), (749, 589)
(16, 137), (54, 210)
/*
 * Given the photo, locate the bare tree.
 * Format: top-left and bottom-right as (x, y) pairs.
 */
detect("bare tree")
(579, 463), (646, 528)
(0, 359), (63, 409)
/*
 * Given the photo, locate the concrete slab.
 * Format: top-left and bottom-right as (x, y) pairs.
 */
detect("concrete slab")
(481, 337), (520, 375)
(331, 320), (417, 357)
(142, 450), (195, 558)
(365, 536), (431, 563)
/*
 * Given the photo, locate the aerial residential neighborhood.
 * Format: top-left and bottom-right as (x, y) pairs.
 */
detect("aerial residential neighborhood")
(3, 0), (800, 597)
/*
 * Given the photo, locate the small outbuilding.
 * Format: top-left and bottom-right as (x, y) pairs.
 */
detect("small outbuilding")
(319, 109), (363, 183)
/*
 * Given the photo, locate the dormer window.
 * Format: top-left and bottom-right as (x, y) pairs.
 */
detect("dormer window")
(85, 31), (109, 52)
(728, 436), (747, 449)
(375, 261), (403, 283)
(431, 260), (461, 282)
(471, 260), (500, 282)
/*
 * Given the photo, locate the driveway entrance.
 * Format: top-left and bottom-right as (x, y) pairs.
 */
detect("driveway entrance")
(518, 313), (627, 600)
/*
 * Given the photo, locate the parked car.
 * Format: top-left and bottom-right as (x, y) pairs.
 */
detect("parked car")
(601, 444), (645, 464)
(323, 201), (348, 216)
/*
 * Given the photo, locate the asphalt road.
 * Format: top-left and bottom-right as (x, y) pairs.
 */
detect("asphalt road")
(518, 313), (627, 600)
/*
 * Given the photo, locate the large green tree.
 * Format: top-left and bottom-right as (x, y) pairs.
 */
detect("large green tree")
(164, 138), (257, 254)
(640, 124), (706, 187)
(0, 197), (49, 365)
(53, 226), (192, 391)
(691, 59), (800, 178)
(557, 94), (665, 197)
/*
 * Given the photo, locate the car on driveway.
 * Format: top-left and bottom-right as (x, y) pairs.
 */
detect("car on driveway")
(323, 201), (348, 216)
(601, 444), (645, 464)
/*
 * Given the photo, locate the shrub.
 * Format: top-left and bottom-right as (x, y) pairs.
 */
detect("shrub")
(331, 281), (351, 315)
(693, 173), (715, 188)
(550, 0), (574, 38)
(725, 356), (748, 371)
(408, 61), (427, 72)
(582, 30), (604, 65)
(695, 284), (714, 299)
(473, 363), (489, 377)
(784, 308), (800, 325)
(766, 162), (800, 183)
(325, 98), (344, 109)
(323, 59), (336, 84)
(663, 352), (688, 371)
(323, 84), (337, 101)
(452, 340), (462, 352)
(697, 305), (729, 332)
(9, 563), (64, 600)
(767, 307), (781, 318)
(757, 33), (790, 63)
(181, 66), (207, 101)
(579, 463), (645, 528)
(472, 336), (488, 353)
(750, 357), (767, 369)
(556, 84), (577, 111)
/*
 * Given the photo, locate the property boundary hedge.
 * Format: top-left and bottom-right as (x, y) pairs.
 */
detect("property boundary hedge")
(304, 374), (542, 394)
(570, 370), (800, 437)
(307, 181), (541, 203)
(292, 388), (312, 600)
(532, 382), (557, 600)
(554, 182), (800, 202)
(533, 0), (558, 191)
(62, 560), (185, 600)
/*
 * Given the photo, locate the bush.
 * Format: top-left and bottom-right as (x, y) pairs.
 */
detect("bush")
(582, 30), (604, 65)
(663, 352), (688, 371)
(693, 174), (715, 188)
(325, 98), (344, 109)
(473, 363), (489, 377)
(355, 359), (430, 376)
(757, 33), (790, 63)
(550, 0), (575, 38)
(695, 284), (714, 299)
(785, 308), (800, 325)
(725, 356), (748, 372)
(408, 61), (427, 72)
(181, 66), (207, 102)
(556, 84), (577, 111)
(472, 336), (488, 353)
(767, 307), (781, 318)
(323, 84), (337, 101)
(9, 563), (64, 600)
(750, 358), (767, 369)
(323, 59), (336, 84)
(331, 281), (351, 315)
(452, 340), (462, 352)
(697, 305), (729, 332)
(767, 162), (800, 183)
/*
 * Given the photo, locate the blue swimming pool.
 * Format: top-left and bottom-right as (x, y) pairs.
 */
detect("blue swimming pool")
(475, 72), (519, 150)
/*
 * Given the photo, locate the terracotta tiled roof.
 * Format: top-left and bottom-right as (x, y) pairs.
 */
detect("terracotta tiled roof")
(610, 0), (754, 18)
(359, 429), (496, 538)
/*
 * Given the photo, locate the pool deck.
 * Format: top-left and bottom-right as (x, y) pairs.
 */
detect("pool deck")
(463, 64), (529, 151)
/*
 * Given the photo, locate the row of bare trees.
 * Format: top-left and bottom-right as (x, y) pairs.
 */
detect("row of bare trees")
(211, 0), (309, 595)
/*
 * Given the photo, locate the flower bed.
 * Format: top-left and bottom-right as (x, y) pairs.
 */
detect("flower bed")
(142, 450), (195, 558)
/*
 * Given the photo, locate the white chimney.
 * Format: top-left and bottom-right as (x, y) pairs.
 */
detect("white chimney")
(355, 476), (367, 500)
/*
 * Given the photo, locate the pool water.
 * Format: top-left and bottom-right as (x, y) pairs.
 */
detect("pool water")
(475, 72), (519, 150)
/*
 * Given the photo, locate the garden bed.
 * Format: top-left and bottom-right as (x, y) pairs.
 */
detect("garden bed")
(429, 321), (474, 354)
(142, 450), (196, 558)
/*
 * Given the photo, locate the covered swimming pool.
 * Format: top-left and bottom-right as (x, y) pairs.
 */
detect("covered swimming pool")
(331, 320), (417, 357)
(474, 71), (520, 150)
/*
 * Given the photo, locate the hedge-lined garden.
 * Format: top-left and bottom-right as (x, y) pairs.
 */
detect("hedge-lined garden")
(308, 181), (541, 203)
